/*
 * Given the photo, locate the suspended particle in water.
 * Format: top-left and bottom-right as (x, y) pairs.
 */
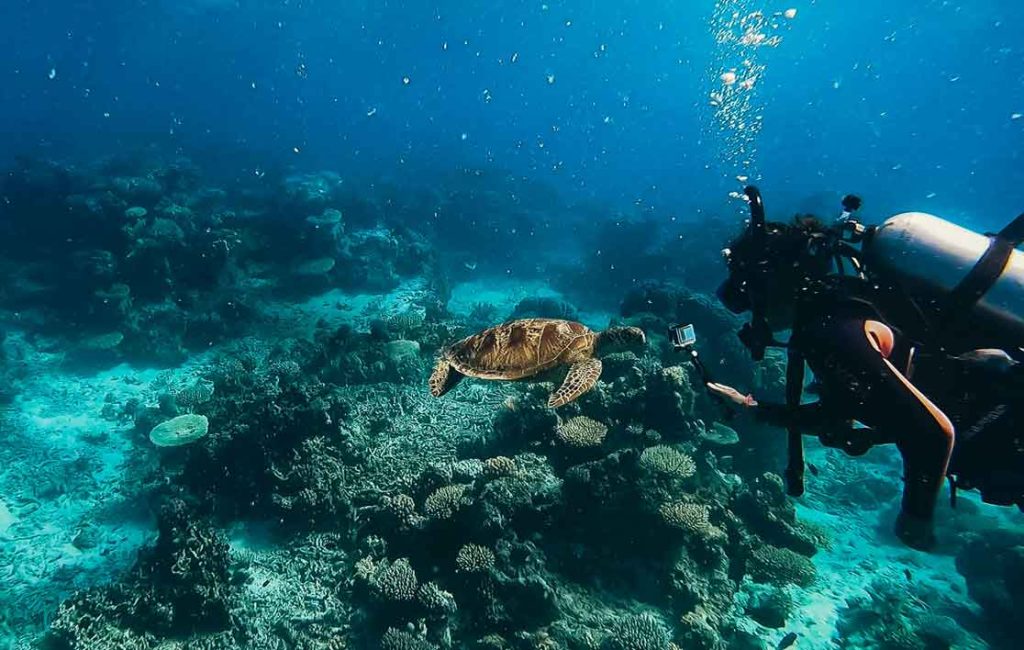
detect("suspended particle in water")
(1012, 113), (1023, 120)
(721, 71), (737, 85)
(48, 68), (57, 80)
(511, 52), (519, 63)
(546, 73), (556, 84)
(461, 133), (468, 140)
(366, 107), (378, 117)
(402, 76), (411, 85)
(784, 8), (797, 19)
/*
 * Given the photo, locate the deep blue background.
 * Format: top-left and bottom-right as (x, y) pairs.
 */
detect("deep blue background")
(1, 0), (1022, 229)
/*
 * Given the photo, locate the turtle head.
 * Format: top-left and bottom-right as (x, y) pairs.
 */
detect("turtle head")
(596, 326), (647, 352)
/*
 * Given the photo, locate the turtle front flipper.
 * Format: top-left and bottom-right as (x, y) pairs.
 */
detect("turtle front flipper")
(429, 359), (464, 397)
(548, 358), (602, 408)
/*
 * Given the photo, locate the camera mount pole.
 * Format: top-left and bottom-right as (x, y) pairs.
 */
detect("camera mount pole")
(784, 346), (806, 497)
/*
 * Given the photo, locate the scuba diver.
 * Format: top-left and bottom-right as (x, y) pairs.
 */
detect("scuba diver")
(702, 186), (1024, 550)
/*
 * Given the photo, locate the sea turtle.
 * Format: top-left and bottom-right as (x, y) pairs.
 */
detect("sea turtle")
(429, 319), (646, 407)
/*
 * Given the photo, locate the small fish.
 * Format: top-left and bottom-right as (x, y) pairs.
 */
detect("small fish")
(904, 568), (913, 581)
(807, 463), (820, 477)
(777, 632), (798, 650)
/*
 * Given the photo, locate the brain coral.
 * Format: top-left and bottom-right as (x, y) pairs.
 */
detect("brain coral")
(556, 416), (608, 447)
(149, 414), (210, 447)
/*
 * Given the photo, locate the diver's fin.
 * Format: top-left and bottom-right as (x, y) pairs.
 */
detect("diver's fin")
(549, 358), (602, 408)
(429, 359), (463, 397)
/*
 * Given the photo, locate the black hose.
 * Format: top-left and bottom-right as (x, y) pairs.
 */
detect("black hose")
(744, 185), (766, 237)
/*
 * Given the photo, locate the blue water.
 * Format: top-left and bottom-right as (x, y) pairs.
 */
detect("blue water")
(2, 2), (1024, 649)
(4, 1), (1022, 223)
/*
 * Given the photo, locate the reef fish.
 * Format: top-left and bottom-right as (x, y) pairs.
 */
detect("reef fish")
(777, 632), (798, 650)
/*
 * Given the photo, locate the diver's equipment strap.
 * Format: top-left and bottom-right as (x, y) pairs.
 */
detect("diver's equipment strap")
(784, 347), (806, 497)
(945, 213), (1024, 320)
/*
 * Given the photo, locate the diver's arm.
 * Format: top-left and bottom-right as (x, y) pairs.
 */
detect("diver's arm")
(707, 383), (833, 430)
(754, 399), (832, 429)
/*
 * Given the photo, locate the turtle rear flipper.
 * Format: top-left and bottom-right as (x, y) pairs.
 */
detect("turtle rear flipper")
(429, 359), (464, 397)
(548, 358), (602, 408)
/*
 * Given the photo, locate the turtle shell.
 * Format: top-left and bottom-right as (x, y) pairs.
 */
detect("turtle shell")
(447, 319), (593, 380)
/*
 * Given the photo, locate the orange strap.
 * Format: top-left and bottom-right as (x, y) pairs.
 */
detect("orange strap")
(864, 320), (955, 464)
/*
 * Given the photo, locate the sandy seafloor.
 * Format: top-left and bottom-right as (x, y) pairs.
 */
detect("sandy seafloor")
(0, 278), (1014, 649)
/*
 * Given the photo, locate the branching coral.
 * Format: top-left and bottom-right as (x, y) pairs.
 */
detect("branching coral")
(639, 445), (696, 480)
(369, 558), (419, 602)
(48, 500), (236, 647)
(173, 378), (215, 411)
(423, 484), (470, 520)
(380, 627), (439, 650)
(604, 613), (671, 650)
(483, 456), (518, 478)
(455, 544), (496, 574)
(729, 472), (819, 556)
(382, 493), (422, 530)
(747, 545), (816, 588)
(417, 582), (458, 616)
(268, 436), (357, 525)
(836, 578), (978, 650)
(658, 502), (724, 542)
(556, 416), (609, 448)
(48, 587), (153, 650)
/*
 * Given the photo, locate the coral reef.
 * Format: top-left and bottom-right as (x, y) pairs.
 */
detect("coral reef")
(837, 578), (984, 650)
(48, 500), (237, 648)
(955, 529), (1024, 648)
(6, 155), (999, 650)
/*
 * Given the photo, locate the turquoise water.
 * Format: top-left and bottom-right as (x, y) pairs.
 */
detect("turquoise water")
(1, 2), (1022, 649)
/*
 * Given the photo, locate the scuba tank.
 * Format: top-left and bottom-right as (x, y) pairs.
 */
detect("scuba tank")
(862, 212), (1024, 349)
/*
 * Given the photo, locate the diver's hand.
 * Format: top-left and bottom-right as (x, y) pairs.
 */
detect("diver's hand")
(706, 382), (758, 407)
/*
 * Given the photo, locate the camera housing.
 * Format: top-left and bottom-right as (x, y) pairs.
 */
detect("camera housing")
(669, 323), (697, 350)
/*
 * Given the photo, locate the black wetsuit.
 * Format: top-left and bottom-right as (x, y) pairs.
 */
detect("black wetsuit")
(752, 293), (958, 548)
